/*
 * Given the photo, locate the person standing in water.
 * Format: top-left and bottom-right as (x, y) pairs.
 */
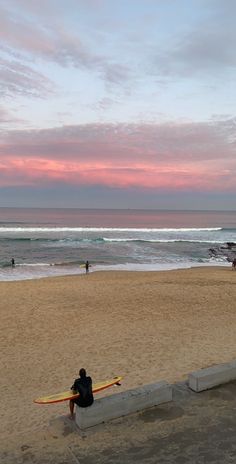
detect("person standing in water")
(11, 258), (15, 267)
(85, 260), (90, 274)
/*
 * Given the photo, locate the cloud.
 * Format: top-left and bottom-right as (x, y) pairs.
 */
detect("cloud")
(0, 2), (130, 87)
(0, 119), (235, 192)
(1, 119), (235, 161)
(0, 105), (22, 123)
(0, 7), (95, 67)
(0, 57), (54, 98)
(152, 0), (236, 78)
(2, 0), (235, 96)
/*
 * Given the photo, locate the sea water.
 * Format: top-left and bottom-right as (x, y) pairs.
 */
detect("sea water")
(0, 208), (235, 281)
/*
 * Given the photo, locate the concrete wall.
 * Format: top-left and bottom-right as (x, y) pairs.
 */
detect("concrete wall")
(75, 380), (172, 429)
(188, 360), (236, 392)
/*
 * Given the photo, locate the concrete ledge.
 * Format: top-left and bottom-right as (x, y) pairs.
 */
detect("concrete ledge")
(75, 380), (172, 429)
(188, 360), (236, 392)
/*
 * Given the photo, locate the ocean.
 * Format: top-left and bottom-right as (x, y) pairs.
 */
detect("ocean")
(0, 208), (236, 281)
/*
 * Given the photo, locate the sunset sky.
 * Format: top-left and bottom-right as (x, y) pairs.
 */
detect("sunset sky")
(0, 0), (235, 209)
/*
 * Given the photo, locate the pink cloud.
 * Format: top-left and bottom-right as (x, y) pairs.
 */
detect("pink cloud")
(0, 154), (235, 192)
(0, 119), (235, 192)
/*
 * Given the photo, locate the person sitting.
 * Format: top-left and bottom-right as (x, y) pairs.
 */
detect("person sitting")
(69, 368), (94, 419)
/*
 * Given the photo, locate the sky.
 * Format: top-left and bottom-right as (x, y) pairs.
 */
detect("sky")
(0, 0), (235, 210)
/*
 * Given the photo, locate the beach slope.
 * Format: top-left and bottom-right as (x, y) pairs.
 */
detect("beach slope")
(1, 266), (236, 443)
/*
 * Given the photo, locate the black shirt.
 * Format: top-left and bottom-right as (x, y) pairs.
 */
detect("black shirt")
(71, 376), (94, 407)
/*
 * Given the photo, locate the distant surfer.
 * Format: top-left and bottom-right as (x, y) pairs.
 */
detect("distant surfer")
(69, 368), (94, 419)
(85, 260), (90, 274)
(11, 258), (15, 267)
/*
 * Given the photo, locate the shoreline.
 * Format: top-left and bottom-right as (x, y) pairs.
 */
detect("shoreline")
(0, 261), (231, 282)
(1, 266), (236, 443)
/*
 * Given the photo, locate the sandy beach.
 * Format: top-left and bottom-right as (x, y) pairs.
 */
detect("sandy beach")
(1, 266), (236, 457)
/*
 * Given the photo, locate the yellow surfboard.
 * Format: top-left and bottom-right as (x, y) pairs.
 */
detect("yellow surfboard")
(34, 376), (122, 404)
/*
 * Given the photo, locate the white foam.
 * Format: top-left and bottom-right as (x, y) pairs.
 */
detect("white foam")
(103, 238), (224, 243)
(0, 227), (222, 233)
